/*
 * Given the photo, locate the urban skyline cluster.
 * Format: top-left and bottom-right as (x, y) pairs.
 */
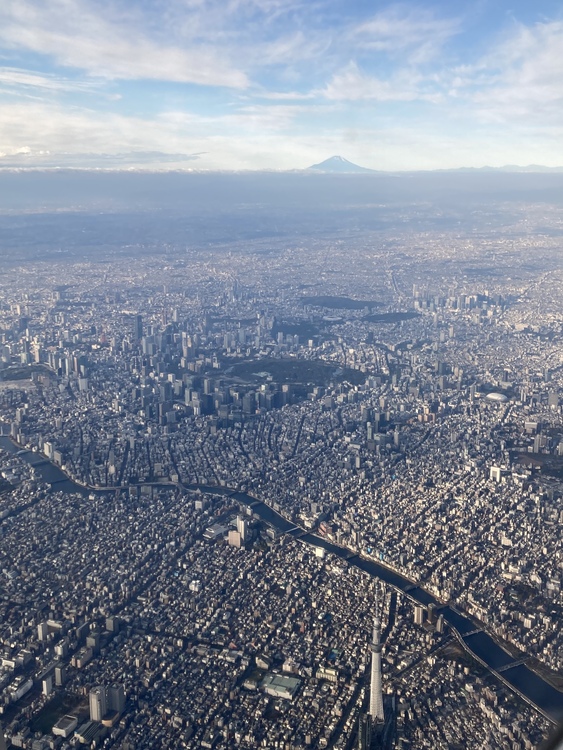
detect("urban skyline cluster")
(0, 197), (561, 747)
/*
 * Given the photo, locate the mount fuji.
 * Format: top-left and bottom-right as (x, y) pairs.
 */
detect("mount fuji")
(307, 155), (376, 173)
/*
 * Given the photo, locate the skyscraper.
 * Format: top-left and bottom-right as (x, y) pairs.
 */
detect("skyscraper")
(236, 515), (248, 542)
(134, 314), (143, 341)
(107, 683), (126, 715)
(89, 686), (107, 722)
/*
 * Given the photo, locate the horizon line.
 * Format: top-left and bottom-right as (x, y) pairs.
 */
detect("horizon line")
(1, 165), (563, 175)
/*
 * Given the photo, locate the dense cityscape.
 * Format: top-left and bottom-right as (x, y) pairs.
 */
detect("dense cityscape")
(0, 184), (562, 748)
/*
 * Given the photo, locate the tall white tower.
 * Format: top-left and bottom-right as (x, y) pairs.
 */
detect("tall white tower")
(369, 589), (385, 723)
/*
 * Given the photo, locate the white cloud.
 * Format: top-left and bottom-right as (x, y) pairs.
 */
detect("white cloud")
(1, 2), (562, 170)
(0, 0), (248, 88)
(253, 90), (317, 101)
(0, 102), (181, 157)
(470, 21), (563, 124)
(0, 100), (315, 169)
(229, 102), (336, 130)
(1, 98), (562, 172)
(253, 30), (331, 67)
(0, 0), (335, 93)
(0, 149), (205, 168)
(0, 67), (100, 93)
(321, 62), (440, 103)
(349, 5), (461, 64)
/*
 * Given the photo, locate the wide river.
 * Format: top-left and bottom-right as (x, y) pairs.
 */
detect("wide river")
(1, 435), (562, 723)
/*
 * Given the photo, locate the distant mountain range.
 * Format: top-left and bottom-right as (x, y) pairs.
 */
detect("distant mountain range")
(307, 156), (563, 174)
(1, 154), (563, 174)
(439, 164), (563, 173)
(307, 156), (377, 173)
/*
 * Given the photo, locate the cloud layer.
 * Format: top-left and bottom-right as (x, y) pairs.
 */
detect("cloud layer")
(0, 0), (562, 170)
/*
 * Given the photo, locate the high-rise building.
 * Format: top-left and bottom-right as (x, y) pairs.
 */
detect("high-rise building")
(133, 314), (143, 341)
(107, 684), (126, 715)
(228, 529), (242, 548)
(42, 674), (54, 696)
(55, 665), (66, 686)
(89, 684), (125, 721)
(236, 515), (248, 542)
(89, 686), (107, 722)
(414, 605), (425, 625)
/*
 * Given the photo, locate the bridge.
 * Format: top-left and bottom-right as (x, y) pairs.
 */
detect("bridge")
(497, 657), (530, 673)
(462, 628), (484, 638)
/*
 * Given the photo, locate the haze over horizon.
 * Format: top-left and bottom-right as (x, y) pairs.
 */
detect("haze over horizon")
(1, 0), (563, 171)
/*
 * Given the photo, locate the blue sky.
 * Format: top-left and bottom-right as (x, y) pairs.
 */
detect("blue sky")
(0, 0), (562, 170)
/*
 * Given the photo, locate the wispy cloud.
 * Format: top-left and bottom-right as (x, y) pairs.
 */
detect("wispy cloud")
(227, 102), (337, 131)
(253, 90), (317, 101)
(0, 1), (562, 170)
(0, 100), (308, 168)
(0, 0), (248, 88)
(469, 20), (563, 124)
(0, 0), (333, 91)
(0, 66), (100, 93)
(321, 62), (441, 103)
(252, 30), (331, 67)
(0, 148), (206, 168)
(349, 5), (461, 64)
